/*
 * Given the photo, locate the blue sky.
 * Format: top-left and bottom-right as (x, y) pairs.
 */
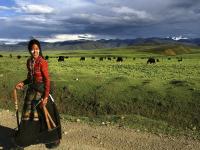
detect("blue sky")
(0, 0), (15, 6)
(0, 0), (200, 43)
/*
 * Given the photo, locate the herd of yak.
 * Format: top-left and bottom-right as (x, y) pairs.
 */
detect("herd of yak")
(0, 54), (183, 64)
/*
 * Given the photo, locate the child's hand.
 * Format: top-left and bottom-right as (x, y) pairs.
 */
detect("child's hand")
(40, 97), (48, 108)
(15, 82), (24, 90)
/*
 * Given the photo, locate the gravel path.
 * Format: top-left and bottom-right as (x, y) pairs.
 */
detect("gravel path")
(0, 109), (200, 150)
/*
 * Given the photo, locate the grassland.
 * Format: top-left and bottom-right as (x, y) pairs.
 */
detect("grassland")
(1, 44), (200, 137)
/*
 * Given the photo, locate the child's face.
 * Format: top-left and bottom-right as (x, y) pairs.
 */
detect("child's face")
(31, 44), (40, 59)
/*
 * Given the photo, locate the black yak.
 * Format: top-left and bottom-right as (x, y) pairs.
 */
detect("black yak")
(45, 55), (49, 60)
(107, 57), (112, 60)
(17, 55), (21, 59)
(80, 57), (85, 61)
(58, 56), (65, 62)
(116, 57), (123, 62)
(147, 58), (156, 64)
(99, 57), (103, 61)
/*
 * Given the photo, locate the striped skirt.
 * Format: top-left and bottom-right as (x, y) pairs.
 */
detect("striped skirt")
(14, 83), (62, 147)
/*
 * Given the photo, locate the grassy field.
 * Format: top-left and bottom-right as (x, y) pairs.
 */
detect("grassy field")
(1, 44), (200, 137)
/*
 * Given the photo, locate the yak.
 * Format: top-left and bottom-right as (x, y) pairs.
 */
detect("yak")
(116, 57), (123, 62)
(80, 57), (85, 61)
(58, 56), (65, 62)
(147, 58), (156, 64)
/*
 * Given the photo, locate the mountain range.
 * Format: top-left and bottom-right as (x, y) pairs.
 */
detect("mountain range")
(0, 37), (200, 51)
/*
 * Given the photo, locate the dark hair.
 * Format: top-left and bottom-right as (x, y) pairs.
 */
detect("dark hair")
(28, 39), (44, 58)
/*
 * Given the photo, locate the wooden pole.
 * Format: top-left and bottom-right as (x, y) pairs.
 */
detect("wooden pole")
(45, 107), (56, 128)
(13, 88), (20, 129)
(43, 106), (52, 130)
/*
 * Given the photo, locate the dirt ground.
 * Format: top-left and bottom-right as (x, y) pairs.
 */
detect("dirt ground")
(0, 109), (200, 150)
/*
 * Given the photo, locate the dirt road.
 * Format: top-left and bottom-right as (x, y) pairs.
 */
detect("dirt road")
(0, 109), (200, 150)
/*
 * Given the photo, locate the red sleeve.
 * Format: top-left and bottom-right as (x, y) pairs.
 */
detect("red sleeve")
(40, 59), (50, 98)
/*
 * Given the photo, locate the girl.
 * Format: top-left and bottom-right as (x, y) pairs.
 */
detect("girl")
(14, 39), (62, 149)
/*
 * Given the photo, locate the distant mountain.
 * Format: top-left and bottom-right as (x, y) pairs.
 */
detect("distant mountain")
(0, 38), (200, 51)
(178, 38), (200, 45)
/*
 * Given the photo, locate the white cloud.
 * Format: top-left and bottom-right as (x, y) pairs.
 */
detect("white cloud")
(113, 6), (139, 14)
(0, 17), (9, 20)
(0, 6), (18, 11)
(15, 0), (94, 11)
(41, 34), (96, 42)
(20, 4), (55, 14)
(171, 35), (188, 41)
(112, 6), (152, 19)
(0, 6), (12, 10)
(19, 15), (48, 22)
(71, 10), (154, 26)
(0, 34), (97, 44)
(0, 38), (27, 44)
(3, 14), (62, 27)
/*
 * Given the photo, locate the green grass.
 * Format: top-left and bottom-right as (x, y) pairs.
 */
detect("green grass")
(1, 45), (200, 137)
